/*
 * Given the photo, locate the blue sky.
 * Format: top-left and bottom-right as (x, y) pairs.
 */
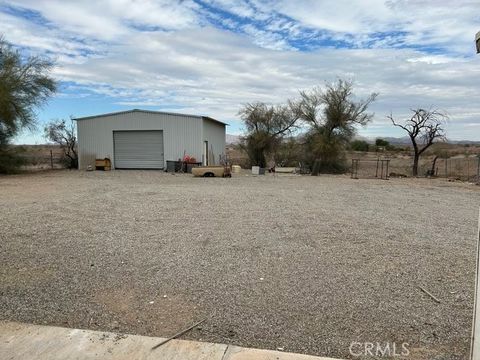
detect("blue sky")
(2, 0), (480, 143)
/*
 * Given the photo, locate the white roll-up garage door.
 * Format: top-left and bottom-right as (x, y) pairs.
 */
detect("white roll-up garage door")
(113, 130), (164, 169)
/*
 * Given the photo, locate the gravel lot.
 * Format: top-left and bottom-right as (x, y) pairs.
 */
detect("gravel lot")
(1, 170), (478, 359)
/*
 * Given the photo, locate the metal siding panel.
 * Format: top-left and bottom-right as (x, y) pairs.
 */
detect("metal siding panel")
(202, 118), (226, 165)
(76, 111), (204, 170)
(114, 131), (164, 169)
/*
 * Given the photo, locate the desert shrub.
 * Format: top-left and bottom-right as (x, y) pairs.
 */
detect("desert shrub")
(273, 137), (304, 167)
(350, 140), (370, 152)
(375, 138), (389, 147)
(0, 145), (26, 174)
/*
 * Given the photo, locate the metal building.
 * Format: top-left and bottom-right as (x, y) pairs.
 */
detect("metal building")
(74, 109), (226, 170)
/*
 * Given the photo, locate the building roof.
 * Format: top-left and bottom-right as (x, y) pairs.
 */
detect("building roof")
(73, 109), (227, 126)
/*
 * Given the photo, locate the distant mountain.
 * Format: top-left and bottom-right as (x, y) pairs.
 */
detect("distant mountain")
(449, 139), (480, 145)
(231, 133), (479, 146)
(355, 136), (480, 146)
(352, 135), (411, 145)
(380, 137), (480, 145)
(378, 136), (412, 145)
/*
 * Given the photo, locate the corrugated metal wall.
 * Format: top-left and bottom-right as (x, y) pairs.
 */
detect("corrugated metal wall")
(77, 111), (210, 169)
(202, 118), (226, 165)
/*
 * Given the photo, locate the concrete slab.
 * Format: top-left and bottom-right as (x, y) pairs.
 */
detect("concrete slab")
(224, 345), (335, 360)
(0, 321), (341, 360)
(0, 321), (227, 360)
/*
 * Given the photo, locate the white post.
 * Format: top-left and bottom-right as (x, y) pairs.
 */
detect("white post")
(470, 209), (480, 359)
(471, 31), (480, 359)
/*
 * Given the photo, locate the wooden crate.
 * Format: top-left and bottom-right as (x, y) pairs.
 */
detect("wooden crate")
(95, 158), (111, 171)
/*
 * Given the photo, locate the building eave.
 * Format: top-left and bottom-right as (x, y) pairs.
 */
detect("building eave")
(73, 109), (227, 126)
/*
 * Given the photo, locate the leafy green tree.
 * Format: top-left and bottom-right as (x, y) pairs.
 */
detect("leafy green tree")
(0, 36), (56, 173)
(375, 138), (389, 147)
(292, 79), (377, 174)
(239, 102), (299, 168)
(375, 138), (397, 151)
(351, 139), (370, 152)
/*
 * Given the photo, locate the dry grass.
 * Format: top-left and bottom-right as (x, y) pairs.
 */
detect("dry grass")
(347, 151), (480, 180)
(227, 143), (480, 180)
(11, 144), (65, 171)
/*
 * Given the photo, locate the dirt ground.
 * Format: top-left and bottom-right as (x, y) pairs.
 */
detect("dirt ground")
(0, 170), (478, 359)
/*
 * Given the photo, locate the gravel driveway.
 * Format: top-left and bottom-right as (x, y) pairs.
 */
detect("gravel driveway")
(0, 170), (478, 359)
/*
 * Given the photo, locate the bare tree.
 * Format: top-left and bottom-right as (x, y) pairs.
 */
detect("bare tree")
(389, 108), (447, 176)
(44, 119), (78, 169)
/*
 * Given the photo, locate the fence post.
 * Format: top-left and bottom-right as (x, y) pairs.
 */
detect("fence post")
(477, 156), (480, 184)
(351, 159), (359, 179)
(468, 157), (470, 182)
(50, 150), (53, 169)
(375, 158), (379, 178)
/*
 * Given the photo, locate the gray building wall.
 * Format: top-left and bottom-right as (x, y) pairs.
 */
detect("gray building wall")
(202, 118), (227, 165)
(76, 110), (225, 170)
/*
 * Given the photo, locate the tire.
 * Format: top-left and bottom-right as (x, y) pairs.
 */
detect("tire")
(203, 172), (215, 177)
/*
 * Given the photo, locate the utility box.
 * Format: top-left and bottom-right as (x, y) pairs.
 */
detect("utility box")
(252, 166), (265, 175)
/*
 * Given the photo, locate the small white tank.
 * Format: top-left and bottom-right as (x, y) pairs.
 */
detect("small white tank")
(232, 165), (241, 173)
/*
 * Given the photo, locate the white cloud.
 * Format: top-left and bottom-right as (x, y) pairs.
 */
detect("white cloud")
(205, 0), (479, 54)
(275, 0), (391, 33)
(8, 0), (201, 39)
(2, 0), (480, 140)
(47, 27), (480, 139)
